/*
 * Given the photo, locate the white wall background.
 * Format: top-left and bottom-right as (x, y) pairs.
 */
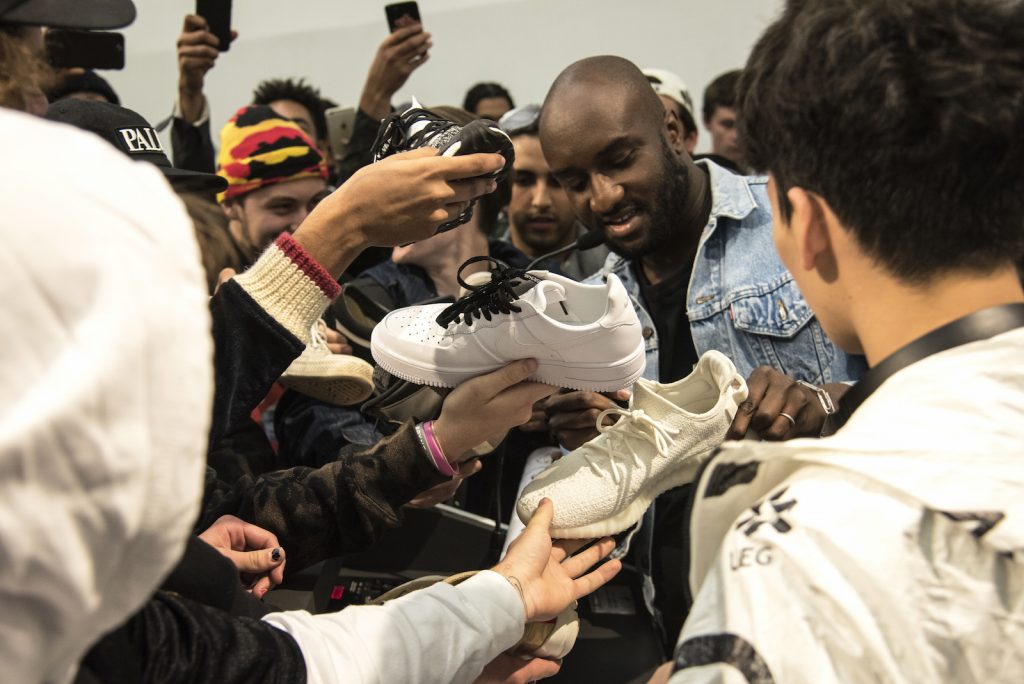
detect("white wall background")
(107, 0), (784, 154)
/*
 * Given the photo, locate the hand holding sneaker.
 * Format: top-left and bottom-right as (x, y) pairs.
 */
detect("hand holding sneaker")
(726, 365), (848, 440)
(433, 358), (559, 460)
(517, 351), (749, 539)
(492, 499), (621, 623)
(541, 388), (632, 450)
(292, 148), (504, 276)
(371, 258), (646, 390)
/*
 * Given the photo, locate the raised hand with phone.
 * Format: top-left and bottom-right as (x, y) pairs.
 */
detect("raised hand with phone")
(177, 5), (236, 125)
(335, 3), (431, 182)
(360, 4), (430, 120)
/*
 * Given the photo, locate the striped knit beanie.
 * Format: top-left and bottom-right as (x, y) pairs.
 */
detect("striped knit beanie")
(216, 104), (327, 202)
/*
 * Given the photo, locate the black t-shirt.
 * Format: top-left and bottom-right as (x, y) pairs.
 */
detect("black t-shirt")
(635, 262), (699, 384)
(634, 258), (701, 653)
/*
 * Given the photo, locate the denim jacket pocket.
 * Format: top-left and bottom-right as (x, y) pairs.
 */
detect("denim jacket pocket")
(725, 276), (834, 381)
(728, 276), (814, 339)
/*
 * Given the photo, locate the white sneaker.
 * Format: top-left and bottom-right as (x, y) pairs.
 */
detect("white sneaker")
(516, 351), (748, 538)
(279, 321), (375, 406)
(510, 603), (580, 660)
(369, 258), (646, 391)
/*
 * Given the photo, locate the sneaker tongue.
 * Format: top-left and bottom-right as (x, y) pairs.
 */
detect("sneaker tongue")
(629, 380), (679, 423)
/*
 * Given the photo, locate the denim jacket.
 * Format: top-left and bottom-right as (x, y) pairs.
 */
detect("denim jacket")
(585, 161), (866, 647)
(586, 160), (867, 384)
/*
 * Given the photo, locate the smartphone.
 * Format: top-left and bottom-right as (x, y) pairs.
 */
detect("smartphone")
(45, 30), (125, 70)
(324, 106), (357, 162)
(196, 0), (232, 52)
(385, 2), (421, 32)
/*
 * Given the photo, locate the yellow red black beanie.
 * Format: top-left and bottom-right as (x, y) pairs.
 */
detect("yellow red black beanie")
(216, 104), (327, 202)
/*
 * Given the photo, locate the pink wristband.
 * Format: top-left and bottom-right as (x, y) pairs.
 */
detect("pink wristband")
(421, 420), (456, 477)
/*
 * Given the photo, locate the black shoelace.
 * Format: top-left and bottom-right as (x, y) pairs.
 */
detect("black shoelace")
(435, 257), (537, 327)
(371, 107), (458, 161)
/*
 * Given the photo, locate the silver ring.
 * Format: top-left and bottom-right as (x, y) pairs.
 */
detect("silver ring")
(779, 412), (797, 428)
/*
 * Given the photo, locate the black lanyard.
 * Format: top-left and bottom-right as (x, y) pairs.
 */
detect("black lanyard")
(822, 303), (1024, 436)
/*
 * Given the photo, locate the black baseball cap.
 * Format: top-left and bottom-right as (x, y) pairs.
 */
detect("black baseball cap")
(47, 70), (120, 105)
(0, 0), (135, 29)
(45, 98), (227, 194)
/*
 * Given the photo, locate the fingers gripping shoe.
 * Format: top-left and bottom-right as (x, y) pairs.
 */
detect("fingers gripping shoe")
(516, 351), (749, 538)
(278, 320), (375, 406)
(371, 97), (515, 234)
(369, 257), (646, 391)
(368, 571), (580, 660)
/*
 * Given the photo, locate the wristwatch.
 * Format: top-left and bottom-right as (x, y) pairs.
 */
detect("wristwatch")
(796, 379), (836, 416)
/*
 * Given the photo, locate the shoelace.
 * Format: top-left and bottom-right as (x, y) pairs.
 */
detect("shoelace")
(371, 107), (458, 160)
(403, 109), (459, 149)
(435, 256), (536, 327)
(583, 407), (681, 484)
(307, 320), (330, 353)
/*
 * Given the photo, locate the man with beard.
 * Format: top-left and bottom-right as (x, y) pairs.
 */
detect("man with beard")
(531, 55), (867, 652)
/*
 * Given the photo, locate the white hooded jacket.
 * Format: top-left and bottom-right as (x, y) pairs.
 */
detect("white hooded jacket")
(671, 327), (1024, 683)
(0, 109), (212, 683)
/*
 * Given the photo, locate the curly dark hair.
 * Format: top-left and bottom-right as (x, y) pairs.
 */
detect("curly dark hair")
(252, 77), (327, 141)
(701, 69), (741, 123)
(462, 82), (514, 115)
(738, 0), (1024, 283)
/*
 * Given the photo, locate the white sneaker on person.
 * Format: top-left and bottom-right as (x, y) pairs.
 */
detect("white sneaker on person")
(516, 351), (748, 538)
(278, 320), (375, 406)
(369, 257), (646, 391)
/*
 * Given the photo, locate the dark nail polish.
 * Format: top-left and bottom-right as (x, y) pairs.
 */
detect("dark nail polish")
(271, 548), (282, 562)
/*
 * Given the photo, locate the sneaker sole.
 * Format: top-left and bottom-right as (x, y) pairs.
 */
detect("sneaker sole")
(371, 340), (647, 392)
(277, 375), (374, 406)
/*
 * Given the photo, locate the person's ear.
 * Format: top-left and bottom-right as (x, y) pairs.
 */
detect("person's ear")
(664, 108), (686, 157)
(221, 199), (241, 221)
(786, 186), (832, 273)
(683, 128), (698, 155)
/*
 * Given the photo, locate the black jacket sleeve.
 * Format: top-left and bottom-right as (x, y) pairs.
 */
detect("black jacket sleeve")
(201, 271), (445, 571)
(172, 115), (217, 174)
(78, 592), (306, 684)
(198, 421), (446, 571)
(207, 279), (305, 451)
(335, 108), (383, 185)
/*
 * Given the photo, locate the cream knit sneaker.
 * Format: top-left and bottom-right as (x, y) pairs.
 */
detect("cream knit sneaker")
(370, 257), (646, 391)
(516, 351), (748, 538)
(279, 320), (375, 406)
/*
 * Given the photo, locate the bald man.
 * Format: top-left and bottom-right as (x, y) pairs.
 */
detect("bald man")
(530, 55), (867, 650)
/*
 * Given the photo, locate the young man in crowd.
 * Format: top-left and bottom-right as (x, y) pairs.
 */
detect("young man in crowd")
(215, 104), (329, 262)
(660, 0), (1024, 680)
(642, 68), (699, 156)
(533, 55), (867, 649)
(701, 69), (744, 172)
(173, 13), (380, 175)
(463, 81), (515, 121)
(498, 104), (609, 280)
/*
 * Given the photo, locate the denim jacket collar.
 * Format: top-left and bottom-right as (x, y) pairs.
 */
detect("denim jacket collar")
(698, 158), (760, 225)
